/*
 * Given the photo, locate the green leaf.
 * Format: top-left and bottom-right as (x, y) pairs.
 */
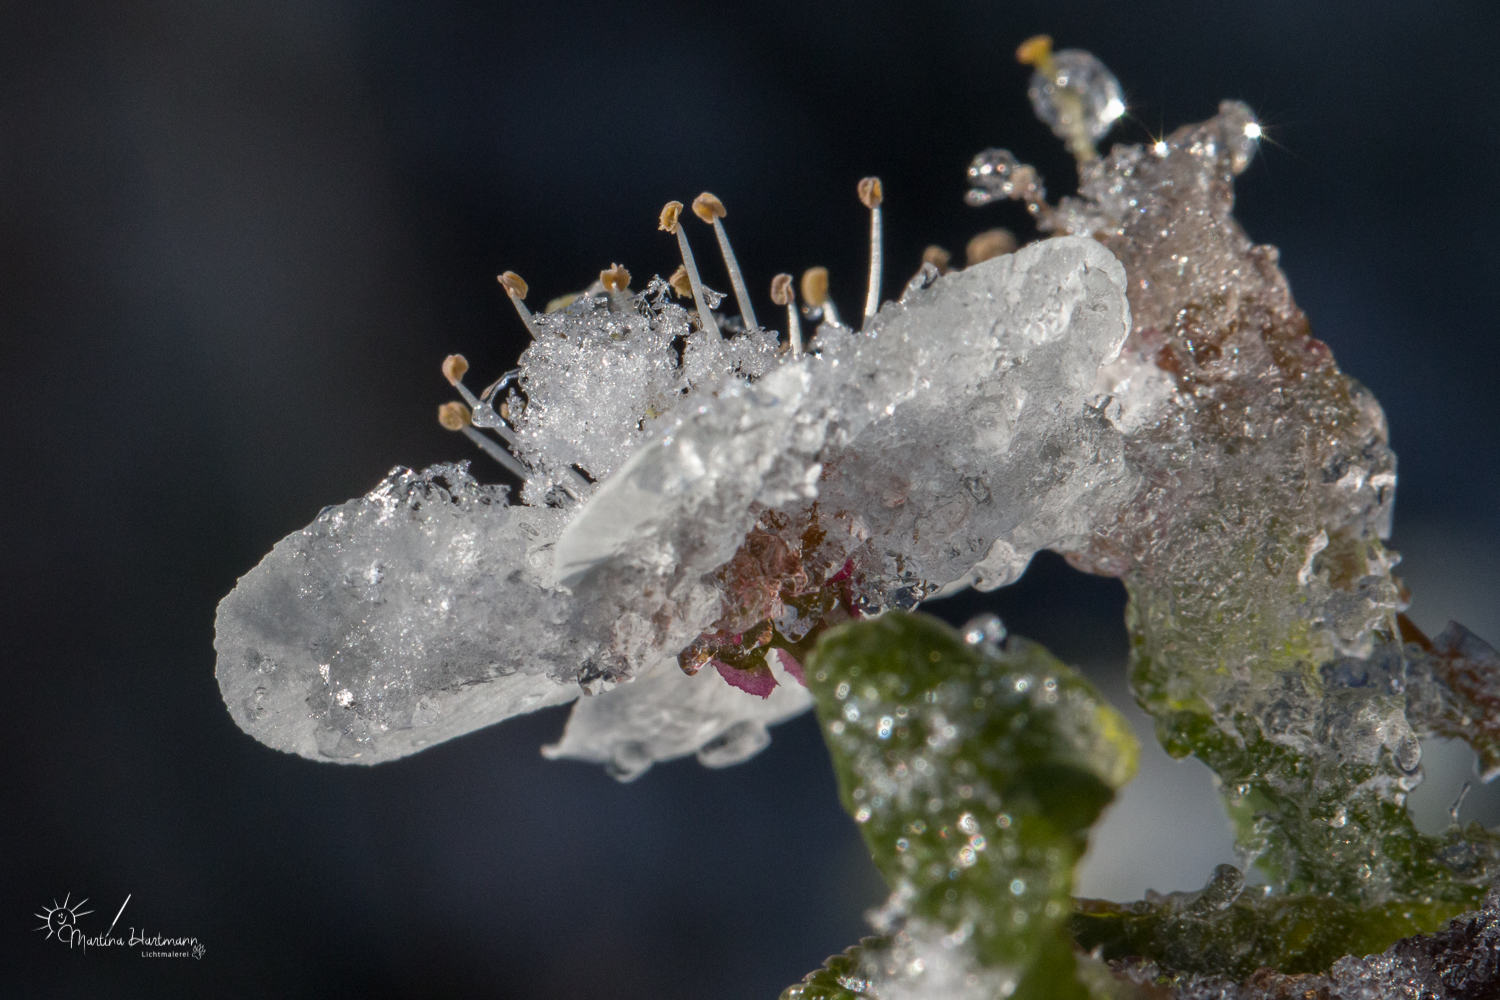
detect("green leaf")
(784, 611), (1138, 999)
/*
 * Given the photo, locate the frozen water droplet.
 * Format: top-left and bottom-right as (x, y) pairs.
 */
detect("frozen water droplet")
(1330, 805), (1348, 828)
(962, 614), (1007, 653)
(965, 149), (1046, 207)
(1028, 49), (1125, 144)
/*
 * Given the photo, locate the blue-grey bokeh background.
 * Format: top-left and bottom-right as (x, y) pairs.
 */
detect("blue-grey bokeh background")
(5, 2), (1499, 997)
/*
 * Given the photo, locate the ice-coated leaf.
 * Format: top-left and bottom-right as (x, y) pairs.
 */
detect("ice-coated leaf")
(785, 611), (1138, 1000)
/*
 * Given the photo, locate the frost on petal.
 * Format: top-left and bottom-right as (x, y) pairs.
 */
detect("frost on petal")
(504, 280), (780, 506)
(542, 648), (810, 781)
(214, 464), (581, 764)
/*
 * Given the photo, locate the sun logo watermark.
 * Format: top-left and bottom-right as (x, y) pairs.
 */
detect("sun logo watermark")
(34, 893), (94, 940)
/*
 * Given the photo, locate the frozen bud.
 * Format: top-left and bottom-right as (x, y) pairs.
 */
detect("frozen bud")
(600, 263), (631, 292)
(966, 228), (1017, 266)
(858, 176), (883, 209)
(801, 266), (830, 306)
(922, 245), (952, 273)
(668, 265), (693, 299)
(691, 192), (726, 222)
(437, 401), (470, 431)
(498, 271), (529, 299)
(770, 273), (794, 306)
(659, 200), (683, 233)
(441, 353), (469, 386)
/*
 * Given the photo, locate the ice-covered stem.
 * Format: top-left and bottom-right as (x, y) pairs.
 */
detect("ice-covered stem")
(857, 177), (882, 329)
(497, 271), (541, 339)
(692, 192), (759, 331)
(770, 273), (802, 357)
(1072, 864), (1474, 981)
(786, 612), (1138, 1000)
(436, 401), (529, 480)
(1017, 35), (1097, 166)
(659, 201), (721, 338)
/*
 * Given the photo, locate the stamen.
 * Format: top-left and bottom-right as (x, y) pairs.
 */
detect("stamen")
(800, 266), (841, 327)
(1016, 34), (1103, 165)
(437, 402), (530, 480)
(922, 245), (952, 275)
(600, 263), (631, 293)
(692, 192), (759, 331)
(770, 273), (802, 358)
(668, 265), (693, 299)
(966, 228), (1018, 267)
(659, 201), (721, 338)
(443, 356), (519, 445)
(497, 271), (542, 339)
(858, 177), (883, 329)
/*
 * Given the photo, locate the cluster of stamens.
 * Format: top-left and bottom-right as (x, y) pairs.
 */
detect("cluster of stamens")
(433, 34), (1147, 501)
(435, 175), (908, 494)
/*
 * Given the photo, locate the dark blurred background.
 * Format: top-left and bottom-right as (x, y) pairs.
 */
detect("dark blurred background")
(4, 1), (1499, 997)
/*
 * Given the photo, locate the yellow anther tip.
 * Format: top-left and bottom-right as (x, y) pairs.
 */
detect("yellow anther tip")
(801, 266), (829, 307)
(1016, 35), (1053, 67)
(659, 201), (683, 233)
(442, 354), (469, 386)
(692, 192), (726, 223)
(438, 401), (471, 431)
(857, 176), (883, 209)
(600, 263), (631, 292)
(966, 228), (1018, 267)
(770, 273), (794, 306)
(668, 265), (693, 299)
(498, 271), (529, 299)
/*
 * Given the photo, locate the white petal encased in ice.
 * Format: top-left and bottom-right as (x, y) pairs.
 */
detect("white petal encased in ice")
(215, 236), (1138, 772)
(542, 652), (812, 781)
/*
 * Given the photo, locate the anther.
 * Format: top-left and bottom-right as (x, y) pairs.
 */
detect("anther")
(442, 353), (470, 386)
(497, 271), (542, 339)
(770, 273), (802, 357)
(800, 266), (842, 326)
(692, 192), (759, 331)
(668, 265), (693, 299)
(659, 201), (721, 338)
(1015, 34), (1054, 71)
(858, 177), (883, 329)
(966, 229), (1018, 267)
(922, 245), (952, 275)
(600, 263), (631, 293)
(437, 402), (530, 481)
(438, 401), (470, 431)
